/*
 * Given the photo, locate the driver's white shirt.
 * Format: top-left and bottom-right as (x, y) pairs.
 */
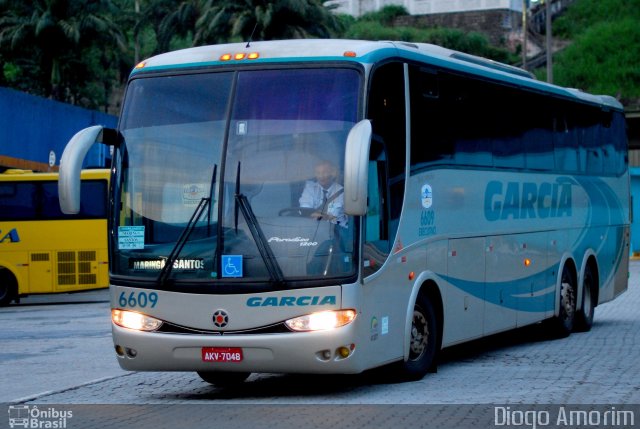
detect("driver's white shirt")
(299, 181), (347, 227)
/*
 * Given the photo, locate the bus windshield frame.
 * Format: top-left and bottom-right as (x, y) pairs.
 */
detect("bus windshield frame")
(111, 65), (363, 291)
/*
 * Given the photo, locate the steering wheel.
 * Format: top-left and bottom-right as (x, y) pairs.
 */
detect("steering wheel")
(278, 207), (317, 217)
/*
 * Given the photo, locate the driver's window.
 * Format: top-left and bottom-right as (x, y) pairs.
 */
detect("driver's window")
(364, 61), (406, 277)
(363, 142), (389, 277)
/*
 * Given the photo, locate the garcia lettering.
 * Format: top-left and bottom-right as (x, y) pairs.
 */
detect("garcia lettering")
(484, 180), (572, 221)
(246, 295), (337, 307)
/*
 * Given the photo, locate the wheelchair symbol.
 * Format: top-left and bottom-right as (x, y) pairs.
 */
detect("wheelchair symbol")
(222, 255), (243, 278)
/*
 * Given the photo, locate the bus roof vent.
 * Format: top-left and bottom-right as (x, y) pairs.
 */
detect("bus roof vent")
(450, 52), (535, 79)
(397, 42), (419, 50)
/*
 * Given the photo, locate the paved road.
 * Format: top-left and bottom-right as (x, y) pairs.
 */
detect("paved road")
(2, 263), (639, 428)
(0, 289), (119, 403)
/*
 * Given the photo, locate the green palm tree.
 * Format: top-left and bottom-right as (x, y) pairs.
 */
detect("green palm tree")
(133, 0), (200, 58)
(194, 0), (342, 45)
(0, 0), (124, 101)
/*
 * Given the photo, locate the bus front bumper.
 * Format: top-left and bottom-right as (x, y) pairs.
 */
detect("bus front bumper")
(111, 321), (366, 374)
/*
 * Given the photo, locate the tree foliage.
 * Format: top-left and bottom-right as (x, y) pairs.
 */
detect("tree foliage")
(544, 0), (640, 101)
(194, 0), (343, 44)
(4, 1), (635, 112)
(553, 19), (640, 100)
(344, 6), (516, 63)
(0, 0), (125, 109)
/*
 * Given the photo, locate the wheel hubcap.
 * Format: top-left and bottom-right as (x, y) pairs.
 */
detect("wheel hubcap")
(410, 308), (429, 360)
(561, 280), (575, 321)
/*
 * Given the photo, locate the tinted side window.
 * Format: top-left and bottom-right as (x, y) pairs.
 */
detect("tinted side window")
(409, 65), (624, 177)
(0, 179), (107, 221)
(410, 66), (455, 169)
(368, 62), (406, 224)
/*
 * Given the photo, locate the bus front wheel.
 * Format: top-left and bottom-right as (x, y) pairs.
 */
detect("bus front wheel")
(0, 268), (17, 306)
(396, 293), (438, 380)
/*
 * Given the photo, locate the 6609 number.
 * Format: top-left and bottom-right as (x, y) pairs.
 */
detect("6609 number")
(118, 291), (159, 308)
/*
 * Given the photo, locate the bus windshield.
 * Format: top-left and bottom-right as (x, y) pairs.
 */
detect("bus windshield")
(113, 67), (361, 287)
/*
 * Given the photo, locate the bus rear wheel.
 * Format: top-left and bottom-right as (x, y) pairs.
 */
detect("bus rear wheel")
(550, 265), (577, 338)
(574, 264), (595, 332)
(197, 371), (250, 386)
(395, 293), (438, 380)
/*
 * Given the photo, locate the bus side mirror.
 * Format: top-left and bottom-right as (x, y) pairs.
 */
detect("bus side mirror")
(59, 126), (116, 214)
(343, 119), (372, 216)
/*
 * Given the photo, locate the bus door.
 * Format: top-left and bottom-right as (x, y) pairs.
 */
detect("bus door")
(361, 61), (408, 361)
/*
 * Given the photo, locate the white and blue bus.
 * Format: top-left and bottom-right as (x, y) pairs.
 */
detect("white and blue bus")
(59, 40), (629, 384)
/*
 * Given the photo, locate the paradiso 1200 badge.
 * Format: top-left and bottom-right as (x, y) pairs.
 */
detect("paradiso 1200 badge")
(268, 236), (318, 247)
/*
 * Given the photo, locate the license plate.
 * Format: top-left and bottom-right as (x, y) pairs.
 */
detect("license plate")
(201, 347), (243, 363)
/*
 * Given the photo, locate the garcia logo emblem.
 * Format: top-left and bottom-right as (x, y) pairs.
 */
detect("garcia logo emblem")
(421, 184), (433, 209)
(213, 310), (229, 328)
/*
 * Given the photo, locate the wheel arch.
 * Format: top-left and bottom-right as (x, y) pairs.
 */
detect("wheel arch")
(0, 264), (20, 305)
(403, 272), (444, 362)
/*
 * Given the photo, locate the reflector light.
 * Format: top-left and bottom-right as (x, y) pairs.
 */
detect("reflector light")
(247, 52), (260, 60)
(234, 53), (246, 60)
(524, 258), (532, 267)
(338, 347), (350, 358)
(134, 61), (146, 69)
(220, 54), (232, 61)
(343, 51), (357, 57)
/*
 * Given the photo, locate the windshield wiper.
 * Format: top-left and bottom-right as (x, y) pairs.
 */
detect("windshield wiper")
(234, 162), (285, 285)
(157, 165), (217, 285)
(157, 197), (210, 285)
(207, 164), (217, 235)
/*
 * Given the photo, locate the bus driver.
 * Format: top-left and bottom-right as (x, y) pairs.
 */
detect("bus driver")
(299, 160), (348, 227)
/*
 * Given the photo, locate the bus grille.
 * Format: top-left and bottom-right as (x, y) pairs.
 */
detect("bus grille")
(57, 251), (98, 286)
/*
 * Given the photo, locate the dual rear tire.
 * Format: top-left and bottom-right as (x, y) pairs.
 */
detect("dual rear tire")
(575, 264), (595, 332)
(550, 263), (595, 338)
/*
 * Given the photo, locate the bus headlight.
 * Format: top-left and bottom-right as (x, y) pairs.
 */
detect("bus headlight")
(285, 309), (356, 332)
(112, 309), (163, 331)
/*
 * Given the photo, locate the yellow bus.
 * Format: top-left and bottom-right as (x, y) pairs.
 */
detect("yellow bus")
(0, 168), (109, 305)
